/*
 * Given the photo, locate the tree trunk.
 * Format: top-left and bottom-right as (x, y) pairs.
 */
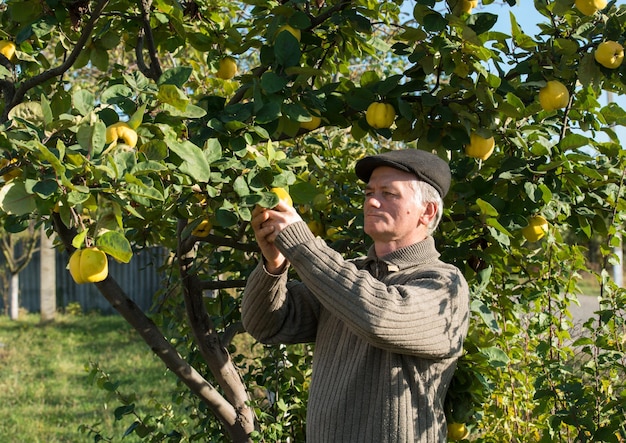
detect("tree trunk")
(52, 213), (255, 442)
(40, 228), (56, 322)
(9, 273), (19, 320)
(613, 233), (623, 287)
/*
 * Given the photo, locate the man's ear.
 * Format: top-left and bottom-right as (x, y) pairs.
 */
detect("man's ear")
(418, 201), (438, 226)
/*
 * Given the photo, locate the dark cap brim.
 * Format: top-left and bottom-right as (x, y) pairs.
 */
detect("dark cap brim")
(355, 149), (451, 198)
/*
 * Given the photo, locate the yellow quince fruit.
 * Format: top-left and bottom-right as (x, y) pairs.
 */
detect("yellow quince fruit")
(575, 0), (607, 16)
(270, 187), (293, 207)
(464, 132), (495, 160)
(278, 25), (301, 42)
(448, 0), (478, 15)
(69, 247), (109, 284)
(522, 215), (549, 242)
(0, 158), (21, 181)
(191, 219), (213, 237)
(301, 114), (322, 131)
(538, 80), (569, 111)
(0, 40), (16, 62)
(216, 56), (238, 80)
(105, 122), (138, 148)
(447, 422), (470, 441)
(307, 220), (325, 237)
(594, 41), (624, 69)
(366, 102), (396, 129)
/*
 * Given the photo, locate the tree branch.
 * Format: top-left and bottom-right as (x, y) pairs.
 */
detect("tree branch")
(135, 29), (152, 78)
(180, 231), (259, 255)
(1, 0), (110, 122)
(0, 78), (15, 108)
(176, 218), (255, 441)
(201, 279), (248, 291)
(137, 0), (163, 81)
(51, 213), (246, 441)
(221, 321), (246, 348)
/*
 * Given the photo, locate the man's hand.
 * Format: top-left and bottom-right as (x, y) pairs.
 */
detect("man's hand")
(251, 201), (303, 273)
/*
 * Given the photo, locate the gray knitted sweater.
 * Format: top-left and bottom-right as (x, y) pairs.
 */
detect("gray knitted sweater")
(242, 221), (469, 442)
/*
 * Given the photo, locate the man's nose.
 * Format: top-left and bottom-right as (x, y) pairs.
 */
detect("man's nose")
(365, 195), (381, 208)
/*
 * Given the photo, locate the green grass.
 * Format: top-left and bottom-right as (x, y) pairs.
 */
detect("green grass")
(0, 312), (182, 442)
(577, 271), (602, 296)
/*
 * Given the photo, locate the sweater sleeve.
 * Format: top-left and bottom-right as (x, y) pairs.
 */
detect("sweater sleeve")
(241, 260), (321, 345)
(274, 221), (469, 359)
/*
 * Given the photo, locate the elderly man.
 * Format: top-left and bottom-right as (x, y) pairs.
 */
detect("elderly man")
(242, 149), (470, 442)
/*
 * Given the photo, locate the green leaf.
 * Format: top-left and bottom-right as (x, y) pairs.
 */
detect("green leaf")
(114, 404), (135, 420)
(101, 85), (133, 106)
(110, 151), (137, 178)
(126, 183), (164, 202)
(3, 215), (29, 233)
(486, 218), (512, 241)
(96, 231), (133, 264)
(538, 184), (553, 204)
(140, 140), (168, 161)
(8, 101), (44, 126)
(161, 103), (207, 118)
(157, 84), (189, 111)
(76, 121), (106, 156)
(233, 176), (250, 197)
(127, 104), (147, 130)
(288, 10), (311, 29)
(572, 337), (593, 346)
(123, 421), (140, 438)
(72, 230), (87, 249)
(486, 225), (510, 246)
(510, 12), (534, 47)
(257, 101), (282, 124)
(274, 31), (301, 67)
(560, 133), (589, 151)
(290, 181), (319, 205)
(422, 11), (447, 32)
(601, 102), (626, 126)
(41, 94), (53, 127)
(32, 179), (58, 198)
(261, 72), (288, 94)
(122, 71), (150, 91)
(282, 103), (308, 121)
(73, 90), (95, 116)
(158, 66), (193, 87)
(168, 139), (212, 182)
(215, 208), (239, 227)
(468, 12), (498, 35)
(360, 71), (380, 88)
(475, 198), (499, 217)
(256, 191), (279, 208)
(576, 215), (592, 238)
(204, 138), (222, 164)
(90, 46), (109, 71)
(0, 181), (36, 215)
(479, 347), (509, 368)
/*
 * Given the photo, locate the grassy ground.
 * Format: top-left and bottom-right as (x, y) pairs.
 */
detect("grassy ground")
(0, 312), (182, 442)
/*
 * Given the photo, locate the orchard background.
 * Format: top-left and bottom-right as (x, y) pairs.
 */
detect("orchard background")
(0, 0), (625, 441)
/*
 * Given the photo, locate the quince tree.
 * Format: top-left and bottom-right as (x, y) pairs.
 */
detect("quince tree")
(0, 0), (625, 442)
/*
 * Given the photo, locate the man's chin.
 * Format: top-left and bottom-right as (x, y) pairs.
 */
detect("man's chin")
(364, 225), (387, 239)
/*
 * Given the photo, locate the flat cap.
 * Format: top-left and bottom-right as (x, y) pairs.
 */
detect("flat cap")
(355, 149), (451, 198)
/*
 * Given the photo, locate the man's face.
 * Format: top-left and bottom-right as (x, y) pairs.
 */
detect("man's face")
(363, 166), (426, 248)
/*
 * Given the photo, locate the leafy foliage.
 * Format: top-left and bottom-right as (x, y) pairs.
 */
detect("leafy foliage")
(0, 0), (625, 441)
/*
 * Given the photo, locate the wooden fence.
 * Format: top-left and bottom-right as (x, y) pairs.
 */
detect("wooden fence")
(0, 247), (168, 315)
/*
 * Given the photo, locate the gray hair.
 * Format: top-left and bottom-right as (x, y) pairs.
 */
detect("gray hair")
(409, 180), (444, 235)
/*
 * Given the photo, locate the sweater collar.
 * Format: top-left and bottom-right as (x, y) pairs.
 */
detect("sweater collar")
(364, 236), (441, 270)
